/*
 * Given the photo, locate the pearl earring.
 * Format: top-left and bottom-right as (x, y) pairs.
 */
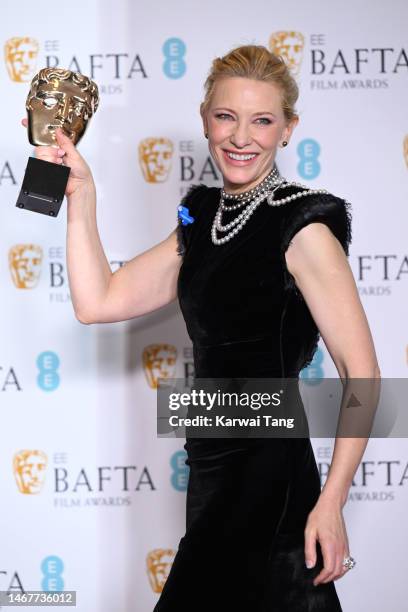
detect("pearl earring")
(282, 141), (288, 147)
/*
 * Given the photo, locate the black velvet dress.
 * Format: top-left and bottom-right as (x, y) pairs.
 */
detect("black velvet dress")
(153, 182), (352, 612)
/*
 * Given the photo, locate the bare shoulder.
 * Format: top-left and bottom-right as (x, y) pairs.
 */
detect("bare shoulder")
(278, 188), (353, 298)
(285, 221), (347, 279)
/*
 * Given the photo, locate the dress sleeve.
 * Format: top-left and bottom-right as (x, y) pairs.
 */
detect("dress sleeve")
(280, 192), (353, 294)
(176, 184), (208, 258)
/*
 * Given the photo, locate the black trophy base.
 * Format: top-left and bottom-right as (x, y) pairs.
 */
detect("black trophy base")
(16, 156), (70, 217)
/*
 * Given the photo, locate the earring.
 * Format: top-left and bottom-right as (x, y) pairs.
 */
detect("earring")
(205, 133), (208, 139)
(282, 140), (288, 147)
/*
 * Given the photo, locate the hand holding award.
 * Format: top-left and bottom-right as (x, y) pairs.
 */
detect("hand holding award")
(17, 68), (99, 217)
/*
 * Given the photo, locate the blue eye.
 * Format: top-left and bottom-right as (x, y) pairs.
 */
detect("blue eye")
(255, 118), (272, 125)
(215, 113), (233, 120)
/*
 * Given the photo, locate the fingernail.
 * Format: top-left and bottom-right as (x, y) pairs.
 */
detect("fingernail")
(306, 560), (314, 568)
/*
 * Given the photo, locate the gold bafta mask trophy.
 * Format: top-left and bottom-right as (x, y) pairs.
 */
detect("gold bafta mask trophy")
(16, 68), (99, 217)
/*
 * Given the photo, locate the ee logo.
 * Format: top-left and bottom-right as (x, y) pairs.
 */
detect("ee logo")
(300, 346), (324, 382)
(297, 139), (321, 180)
(41, 555), (64, 591)
(163, 38), (186, 79)
(37, 351), (60, 391)
(170, 450), (189, 491)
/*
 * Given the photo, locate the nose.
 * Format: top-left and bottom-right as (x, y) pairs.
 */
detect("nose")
(230, 120), (252, 149)
(55, 95), (71, 122)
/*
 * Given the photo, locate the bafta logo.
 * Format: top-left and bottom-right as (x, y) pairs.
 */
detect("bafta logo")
(403, 135), (408, 168)
(13, 450), (48, 494)
(4, 37), (39, 82)
(139, 138), (174, 183)
(269, 31), (305, 75)
(9, 244), (43, 289)
(146, 549), (176, 593)
(143, 343), (177, 389)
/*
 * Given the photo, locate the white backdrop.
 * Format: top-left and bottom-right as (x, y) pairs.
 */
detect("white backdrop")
(1, 1), (407, 610)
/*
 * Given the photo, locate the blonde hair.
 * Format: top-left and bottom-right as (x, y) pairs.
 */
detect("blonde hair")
(201, 44), (299, 123)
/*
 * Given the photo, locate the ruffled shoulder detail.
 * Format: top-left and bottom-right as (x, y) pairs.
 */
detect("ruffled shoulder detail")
(281, 191), (352, 255)
(280, 191), (353, 294)
(176, 184), (209, 258)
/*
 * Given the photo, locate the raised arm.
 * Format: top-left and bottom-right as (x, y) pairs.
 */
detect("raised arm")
(25, 124), (181, 324)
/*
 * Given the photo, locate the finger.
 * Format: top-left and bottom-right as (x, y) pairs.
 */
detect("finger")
(333, 525), (349, 581)
(333, 549), (348, 581)
(313, 539), (336, 586)
(333, 548), (350, 581)
(55, 128), (78, 155)
(54, 129), (80, 166)
(304, 528), (317, 569)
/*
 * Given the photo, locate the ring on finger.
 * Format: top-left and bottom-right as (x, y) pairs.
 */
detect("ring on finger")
(342, 555), (356, 570)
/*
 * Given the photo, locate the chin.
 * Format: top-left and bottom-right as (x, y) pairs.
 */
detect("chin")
(222, 167), (263, 189)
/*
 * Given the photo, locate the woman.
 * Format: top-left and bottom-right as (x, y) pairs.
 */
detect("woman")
(27, 45), (380, 611)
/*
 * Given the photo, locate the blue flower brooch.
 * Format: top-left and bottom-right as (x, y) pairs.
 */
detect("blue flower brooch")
(177, 205), (195, 226)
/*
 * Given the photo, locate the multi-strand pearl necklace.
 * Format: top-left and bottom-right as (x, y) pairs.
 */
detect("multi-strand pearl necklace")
(211, 168), (329, 245)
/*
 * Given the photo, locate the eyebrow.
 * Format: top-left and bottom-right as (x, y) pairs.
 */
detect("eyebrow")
(212, 107), (277, 118)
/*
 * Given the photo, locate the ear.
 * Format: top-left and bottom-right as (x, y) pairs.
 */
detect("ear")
(200, 102), (208, 137)
(282, 116), (299, 145)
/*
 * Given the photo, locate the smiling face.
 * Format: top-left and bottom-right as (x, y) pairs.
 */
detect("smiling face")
(202, 77), (298, 193)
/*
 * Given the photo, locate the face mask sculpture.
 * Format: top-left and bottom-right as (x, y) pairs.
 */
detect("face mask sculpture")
(16, 68), (99, 217)
(26, 68), (99, 146)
